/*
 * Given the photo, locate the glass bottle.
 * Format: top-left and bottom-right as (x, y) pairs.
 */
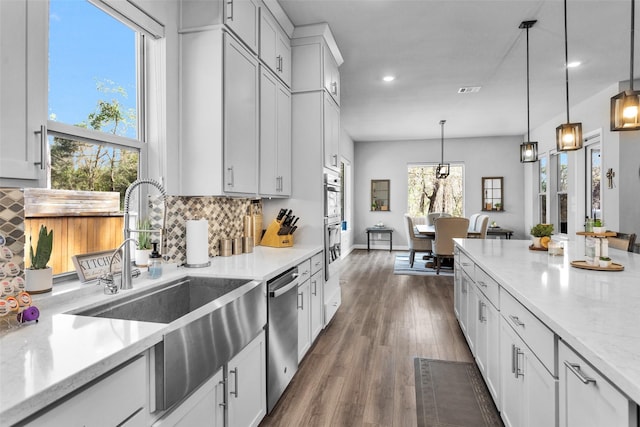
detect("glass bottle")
(148, 242), (163, 279)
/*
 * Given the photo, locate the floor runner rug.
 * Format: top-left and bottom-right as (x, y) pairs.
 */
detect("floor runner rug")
(414, 358), (503, 427)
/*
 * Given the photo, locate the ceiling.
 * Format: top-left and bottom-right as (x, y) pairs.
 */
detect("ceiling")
(278, 0), (635, 141)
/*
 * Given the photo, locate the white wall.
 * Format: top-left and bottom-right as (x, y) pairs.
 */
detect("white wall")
(524, 83), (624, 237)
(354, 135), (524, 249)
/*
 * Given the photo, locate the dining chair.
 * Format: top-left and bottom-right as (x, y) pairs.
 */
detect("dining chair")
(433, 217), (470, 274)
(607, 232), (637, 252)
(467, 213), (480, 233)
(476, 214), (489, 238)
(427, 212), (452, 226)
(404, 214), (432, 267)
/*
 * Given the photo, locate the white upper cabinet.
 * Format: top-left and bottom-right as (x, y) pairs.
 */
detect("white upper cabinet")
(291, 29), (342, 106)
(180, 0), (259, 54)
(0, 0), (47, 187)
(180, 29), (258, 196)
(323, 92), (340, 172)
(259, 7), (291, 87)
(259, 67), (291, 197)
(323, 43), (340, 105)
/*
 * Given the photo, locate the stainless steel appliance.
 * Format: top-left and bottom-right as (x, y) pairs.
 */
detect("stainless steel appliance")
(324, 170), (342, 281)
(267, 267), (300, 413)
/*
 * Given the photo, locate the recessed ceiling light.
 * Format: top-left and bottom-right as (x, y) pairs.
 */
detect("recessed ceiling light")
(382, 75), (395, 82)
(567, 61), (581, 68)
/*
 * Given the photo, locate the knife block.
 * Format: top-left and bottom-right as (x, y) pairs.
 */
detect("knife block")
(260, 220), (293, 248)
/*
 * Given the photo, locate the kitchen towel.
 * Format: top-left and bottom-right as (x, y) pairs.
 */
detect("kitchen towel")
(186, 219), (209, 265)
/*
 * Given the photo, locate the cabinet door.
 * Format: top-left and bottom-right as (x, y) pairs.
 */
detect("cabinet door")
(323, 43), (340, 105)
(323, 93), (340, 171)
(453, 263), (462, 319)
(0, 0), (47, 186)
(224, 0), (259, 54)
(298, 279), (311, 361)
(276, 32), (291, 87)
(459, 269), (469, 335)
(485, 299), (501, 406)
(259, 8), (290, 87)
(310, 269), (324, 341)
(224, 34), (259, 195)
(261, 68), (291, 197)
(559, 341), (636, 427)
(466, 280), (477, 355)
(500, 317), (556, 427)
(153, 369), (224, 427)
(228, 330), (267, 427)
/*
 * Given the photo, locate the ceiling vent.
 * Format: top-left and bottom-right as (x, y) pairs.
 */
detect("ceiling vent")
(458, 86), (482, 94)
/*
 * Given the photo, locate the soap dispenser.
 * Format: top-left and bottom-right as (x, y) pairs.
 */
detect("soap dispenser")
(148, 242), (163, 279)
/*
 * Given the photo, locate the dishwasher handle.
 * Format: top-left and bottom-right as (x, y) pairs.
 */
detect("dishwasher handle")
(269, 273), (299, 298)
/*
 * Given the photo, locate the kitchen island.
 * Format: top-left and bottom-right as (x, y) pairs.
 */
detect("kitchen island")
(0, 244), (322, 426)
(455, 238), (640, 426)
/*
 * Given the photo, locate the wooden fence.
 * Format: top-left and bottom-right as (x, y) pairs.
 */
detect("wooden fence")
(25, 216), (124, 275)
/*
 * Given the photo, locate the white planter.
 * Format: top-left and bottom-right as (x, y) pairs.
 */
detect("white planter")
(135, 249), (151, 267)
(599, 259), (612, 268)
(531, 236), (542, 248)
(593, 226), (605, 234)
(25, 267), (53, 294)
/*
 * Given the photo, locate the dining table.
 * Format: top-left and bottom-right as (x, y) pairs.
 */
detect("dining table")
(415, 223), (481, 238)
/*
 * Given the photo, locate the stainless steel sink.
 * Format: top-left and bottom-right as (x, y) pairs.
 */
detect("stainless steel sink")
(69, 276), (266, 411)
(72, 276), (252, 323)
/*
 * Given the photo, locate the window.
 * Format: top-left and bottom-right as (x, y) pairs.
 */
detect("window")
(538, 155), (548, 223)
(48, 0), (143, 196)
(586, 143), (601, 220)
(408, 164), (464, 217)
(554, 152), (568, 234)
(30, 0), (158, 275)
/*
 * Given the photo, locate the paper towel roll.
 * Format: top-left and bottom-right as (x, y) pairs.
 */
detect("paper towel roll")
(186, 220), (209, 266)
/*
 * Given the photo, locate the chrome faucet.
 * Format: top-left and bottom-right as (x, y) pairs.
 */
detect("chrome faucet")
(100, 238), (140, 294)
(122, 178), (167, 290)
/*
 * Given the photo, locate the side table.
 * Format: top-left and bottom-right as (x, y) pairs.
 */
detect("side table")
(366, 227), (393, 252)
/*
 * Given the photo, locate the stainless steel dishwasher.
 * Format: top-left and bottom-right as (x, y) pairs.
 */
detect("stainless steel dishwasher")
(267, 266), (299, 413)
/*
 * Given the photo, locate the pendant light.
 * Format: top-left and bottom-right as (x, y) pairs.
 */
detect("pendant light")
(520, 20), (538, 163)
(556, 0), (583, 151)
(611, 0), (640, 131)
(436, 120), (450, 179)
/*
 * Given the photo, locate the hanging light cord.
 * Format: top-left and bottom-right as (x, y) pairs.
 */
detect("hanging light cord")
(526, 25), (531, 142)
(439, 119), (446, 164)
(630, 0), (635, 91)
(563, 0), (570, 123)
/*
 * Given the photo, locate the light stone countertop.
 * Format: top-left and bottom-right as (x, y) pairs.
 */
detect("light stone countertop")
(0, 244), (322, 426)
(455, 238), (640, 404)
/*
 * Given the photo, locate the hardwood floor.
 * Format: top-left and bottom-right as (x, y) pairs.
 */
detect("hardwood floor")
(260, 249), (473, 427)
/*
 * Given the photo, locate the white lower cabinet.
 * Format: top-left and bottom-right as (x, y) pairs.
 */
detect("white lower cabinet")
(458, 269), (477, 354)
(25, 354), (148, 426)
(153, 369), (224, 427)
(499, 316), (556, 427)
(558, 341), (637, 427)
(227, 330), (267, 427)
(310, 269), (323, 342)
(297, 278), (311, 361)
(475, 289), (500, 405)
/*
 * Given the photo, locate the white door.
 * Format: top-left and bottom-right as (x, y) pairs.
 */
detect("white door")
(297, 279), (311, 361)
(310, 270), (323, 341)
(224, 0), (259, 53)
(224, 34), (258, 195)
(228, 331), (266, 427)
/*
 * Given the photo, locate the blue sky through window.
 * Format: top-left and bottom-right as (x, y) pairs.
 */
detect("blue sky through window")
(49, 0), (137, 139)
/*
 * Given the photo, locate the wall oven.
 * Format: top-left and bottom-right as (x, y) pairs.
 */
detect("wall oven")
(324, 170), (341, 281)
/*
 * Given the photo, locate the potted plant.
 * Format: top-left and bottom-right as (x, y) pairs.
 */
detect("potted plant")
(599, 256), (612, 268)
(530, 223), (554, 248)
(135, 217), (153, 267)
(593, 219), (605, 233)
(494, 202), (502, 211)
(25, 225), (54, 293)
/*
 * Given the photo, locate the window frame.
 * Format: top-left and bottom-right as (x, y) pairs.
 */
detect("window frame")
(551, 150), (569, 235)
(537, 154), (548, 224)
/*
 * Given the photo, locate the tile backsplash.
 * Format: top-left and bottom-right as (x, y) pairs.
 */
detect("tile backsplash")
(0, 188), (25, 282)
(163, 196), (261, 264)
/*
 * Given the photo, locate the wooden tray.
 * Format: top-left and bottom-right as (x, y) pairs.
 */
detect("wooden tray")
(570, 260), (624, 271)
(576, 231), (616, 237)
(529, 244), (548, 251)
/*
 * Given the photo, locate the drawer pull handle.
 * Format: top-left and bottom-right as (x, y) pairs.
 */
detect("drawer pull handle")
(478, 300), (486, 322)
(462, 262), (472, 266)
(512, 344), (524, 378)
(509, 314), (525, 327)
(564, 361), (596, 385)
(477, 280), (488, 288)
(230, 368), (239, 397)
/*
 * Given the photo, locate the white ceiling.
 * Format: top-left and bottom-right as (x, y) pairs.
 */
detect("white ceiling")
(278, 0), (635, 141)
